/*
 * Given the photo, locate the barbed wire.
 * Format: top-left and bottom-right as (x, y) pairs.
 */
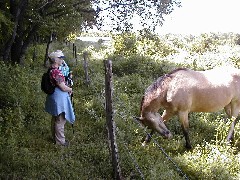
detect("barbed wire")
(132, 116), (189, 180)
(123, 142), (145, 180)
(80, 58), (189, 179)
(112, 92), (189, 179)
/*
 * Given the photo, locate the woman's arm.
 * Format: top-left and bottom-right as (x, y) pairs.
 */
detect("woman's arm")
(57, 81), (72, 93)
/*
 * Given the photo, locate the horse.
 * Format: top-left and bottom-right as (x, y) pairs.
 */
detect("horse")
(138, 66), (240, 149)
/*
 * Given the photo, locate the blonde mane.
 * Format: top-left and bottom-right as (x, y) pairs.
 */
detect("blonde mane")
(140, 68), (188, 113)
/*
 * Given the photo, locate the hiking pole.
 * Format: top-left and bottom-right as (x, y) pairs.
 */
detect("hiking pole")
(68, 90), (75, 135)
(71, 92), (74, 108)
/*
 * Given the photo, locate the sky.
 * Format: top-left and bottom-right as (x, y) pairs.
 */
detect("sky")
(157, 0), (240, 35)
(91, 0), (240, 35)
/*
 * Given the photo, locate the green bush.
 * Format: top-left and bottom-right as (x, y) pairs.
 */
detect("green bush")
(111, 54), (176, 78)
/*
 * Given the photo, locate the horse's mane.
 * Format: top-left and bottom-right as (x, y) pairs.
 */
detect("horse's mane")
(140, 68), (188, 113)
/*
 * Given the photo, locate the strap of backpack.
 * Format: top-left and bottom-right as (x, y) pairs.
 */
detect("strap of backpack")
(47, 67), (54, 73)
(48, 67), (56, 87)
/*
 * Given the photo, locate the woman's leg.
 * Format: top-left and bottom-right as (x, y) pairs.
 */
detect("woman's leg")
(54, 113), (67, 145)
(51, 116), (56, 143)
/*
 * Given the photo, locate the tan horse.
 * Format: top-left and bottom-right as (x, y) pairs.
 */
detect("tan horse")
(139, 67), (240, 149)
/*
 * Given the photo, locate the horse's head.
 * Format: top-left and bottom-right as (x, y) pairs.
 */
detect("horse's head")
(138, 112), (172, 139)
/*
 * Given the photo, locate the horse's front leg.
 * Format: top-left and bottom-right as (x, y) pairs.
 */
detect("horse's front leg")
(226, 103), (240, 142)
(142, 130), (154, 146)
(162, 109), (174, 123)
(179, 111), (192, 149)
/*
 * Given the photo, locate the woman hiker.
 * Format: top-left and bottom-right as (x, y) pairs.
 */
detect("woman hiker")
(45, 50), (75, 146)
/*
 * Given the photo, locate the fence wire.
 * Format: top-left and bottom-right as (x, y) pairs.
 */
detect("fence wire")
(83, 59), (189, 179)
(132, 116), (189, 180)
(123, 142), (145, 180)
(112, 92), (189, 180)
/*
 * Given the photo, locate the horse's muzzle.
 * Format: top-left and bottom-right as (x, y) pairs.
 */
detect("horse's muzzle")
(163, 130), (173, 139)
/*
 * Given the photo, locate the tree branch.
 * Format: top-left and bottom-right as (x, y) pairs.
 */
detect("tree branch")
(36, 0), (55, 11)
(73, 0), (90, 7)
(97, 1), (140, 13)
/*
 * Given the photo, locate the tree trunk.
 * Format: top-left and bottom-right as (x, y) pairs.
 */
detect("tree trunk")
(44, 34), (53, 67)
(3, 0), (27, 63)
(18, 24), (39, 65)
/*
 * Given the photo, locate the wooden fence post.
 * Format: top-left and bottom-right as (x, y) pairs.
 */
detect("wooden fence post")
(83, 51), (90, 85)
(72, 43), (75, 58)
(75, 45), (77, 65)
(104, 60), (122, 180)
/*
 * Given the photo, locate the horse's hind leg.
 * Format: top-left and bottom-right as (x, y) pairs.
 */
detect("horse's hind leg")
(178, 111), (192, 149)
(226, 103), (240, 142)
(226, 117), (239, 142)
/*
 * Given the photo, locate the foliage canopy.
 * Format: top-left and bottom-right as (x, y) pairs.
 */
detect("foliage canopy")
(95, 0), (181, 31)
(0, 0), (96, 64)
(0, 0), (181, 64)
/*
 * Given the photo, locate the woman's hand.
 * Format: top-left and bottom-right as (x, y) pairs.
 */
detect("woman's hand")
(58, 82), (72, 93)
(68, 90), (73, 95)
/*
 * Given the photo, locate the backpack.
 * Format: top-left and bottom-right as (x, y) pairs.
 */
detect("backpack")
(41, 68), (56, 94)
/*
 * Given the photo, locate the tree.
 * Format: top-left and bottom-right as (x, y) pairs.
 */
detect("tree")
(95, 0), (181, 32)
(0, 0), (96, 65)
(0, 0), (181, 65)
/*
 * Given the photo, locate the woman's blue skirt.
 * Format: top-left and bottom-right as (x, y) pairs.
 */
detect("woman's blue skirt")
(45, 87), (75, 124)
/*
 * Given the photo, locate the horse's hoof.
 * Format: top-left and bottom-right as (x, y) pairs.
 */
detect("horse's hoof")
(186, 144), (192, 149)
(226, 137), (234, 142)
(141, 141), (147, 147)
(225, 141), (232, 147)
(167, 133), (173, 139)
(225, 138), (234, 146)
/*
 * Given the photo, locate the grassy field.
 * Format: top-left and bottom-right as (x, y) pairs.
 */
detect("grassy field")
(1, 32), (240, 179)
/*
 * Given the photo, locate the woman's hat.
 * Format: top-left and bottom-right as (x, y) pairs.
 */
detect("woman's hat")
(49, 50), (65, 59)
(56, 50), (65, 58)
